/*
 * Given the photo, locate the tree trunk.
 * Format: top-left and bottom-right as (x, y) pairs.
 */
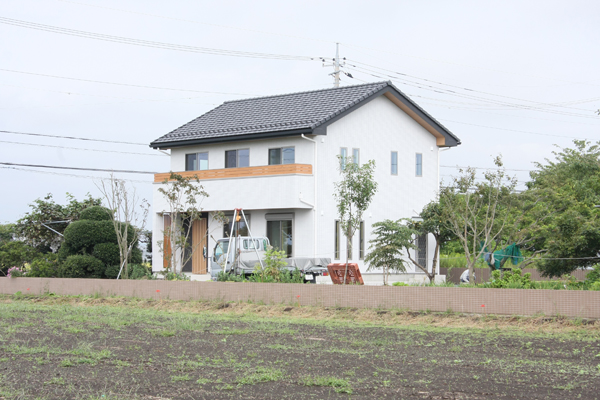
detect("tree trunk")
(343, 235), (350, 285)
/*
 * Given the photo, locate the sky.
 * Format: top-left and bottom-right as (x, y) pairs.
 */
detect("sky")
(1, 0), (599, 227)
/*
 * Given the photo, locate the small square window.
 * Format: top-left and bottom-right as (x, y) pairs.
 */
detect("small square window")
(185, 152), (209, 171)
(225, 149), (249, 168)
(416, 153), (422, 177)
(269, 147), (295, 165)
(391, 151), (398, 175)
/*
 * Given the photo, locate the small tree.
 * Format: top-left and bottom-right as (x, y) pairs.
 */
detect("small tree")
(406, 202), (453, 283)
(364, 219), (412, 285)
(439, 156), (517, 283)
(334, 157), (378, 284)
(158, 172), (208, 274)
(97, 175), (149, 279)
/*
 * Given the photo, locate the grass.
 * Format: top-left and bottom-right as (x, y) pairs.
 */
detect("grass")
(0, 294), (598, 399)
(302, 376), (353, 394)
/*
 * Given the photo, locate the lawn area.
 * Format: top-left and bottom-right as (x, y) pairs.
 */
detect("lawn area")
(0, 295), (599, 399)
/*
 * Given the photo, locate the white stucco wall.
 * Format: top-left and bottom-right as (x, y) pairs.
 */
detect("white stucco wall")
(313, 95), (440, 274)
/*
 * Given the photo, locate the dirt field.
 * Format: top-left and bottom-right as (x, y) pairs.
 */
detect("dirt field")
(0, 295), (599, 399)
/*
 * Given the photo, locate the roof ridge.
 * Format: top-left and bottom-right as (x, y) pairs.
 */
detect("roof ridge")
(222, 81), (390, 105)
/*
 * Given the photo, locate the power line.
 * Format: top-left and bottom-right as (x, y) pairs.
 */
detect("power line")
(1, 165), (151, 183)
(0, 16), (317, 61)
(438, 120), (596, 141)
(0, 139), (166, 156)
(0, 162), (157, 174)
(58, 0), (335, 45)
(441, 165), (533, 172)
(345, 65), (600, 119)
(347, 60), (598, 113)
(0, 68), (257, 96)
(0, 130), (149, 146)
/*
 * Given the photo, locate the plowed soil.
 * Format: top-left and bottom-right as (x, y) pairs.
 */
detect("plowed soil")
(0, 295), (599, 399)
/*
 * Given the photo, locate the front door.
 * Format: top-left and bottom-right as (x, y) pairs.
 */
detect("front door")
(192, 218), (207, 274)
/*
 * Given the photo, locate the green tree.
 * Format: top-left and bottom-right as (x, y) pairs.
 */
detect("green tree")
(525, 141), (600, 277)
(334, 157), (378, 284)
(364, 219), (412, 285)
(14, 193), (102, 252)
(158, 172), (208, 274)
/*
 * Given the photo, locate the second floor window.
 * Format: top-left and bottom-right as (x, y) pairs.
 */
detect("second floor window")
(269, 147), (295, 165)
(416, 153), (423, 177)
(185, 152), (208, 171)
(225, 149), (249, 168)
(391, 151), (398, 175)
(352, 148), (360, 165)
(340, 148), (348, 170)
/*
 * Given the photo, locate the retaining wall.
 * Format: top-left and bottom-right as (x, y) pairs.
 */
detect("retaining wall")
(1, 277), (599, 319)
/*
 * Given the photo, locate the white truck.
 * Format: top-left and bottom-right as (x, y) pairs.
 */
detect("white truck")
(210, 236), (330, 283)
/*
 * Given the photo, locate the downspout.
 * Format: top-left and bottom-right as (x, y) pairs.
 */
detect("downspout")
(301, 134), (317, 260)
(437, 146), (451, 277)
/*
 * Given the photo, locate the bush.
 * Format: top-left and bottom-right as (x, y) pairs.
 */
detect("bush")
(92, 243), (121, 266)
(486, 268), (535, 289)
(27, 254), (60, 277)
(60, 255), (105, 278)
(216, 271), (245, 282)
(129, 263), (152, 280)
(0, 240), (39, 274)
(79, 206), (112, 221)
(63, 220), (117, 255)
(104, 264), (120, 279)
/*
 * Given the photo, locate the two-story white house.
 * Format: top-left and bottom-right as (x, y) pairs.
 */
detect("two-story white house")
(149, 81), (460, 283)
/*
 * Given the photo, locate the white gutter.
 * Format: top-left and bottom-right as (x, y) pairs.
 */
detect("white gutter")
(301, 134), (318, 259)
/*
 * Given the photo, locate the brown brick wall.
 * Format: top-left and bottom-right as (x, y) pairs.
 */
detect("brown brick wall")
(1, 277), (599, 319)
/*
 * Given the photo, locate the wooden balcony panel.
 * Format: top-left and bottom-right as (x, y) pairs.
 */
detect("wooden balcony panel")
(154, 163), (312, 183)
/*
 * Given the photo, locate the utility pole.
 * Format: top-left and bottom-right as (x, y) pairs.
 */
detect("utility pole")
(323, 43), (345, 88)
(333, 42), (340, 88)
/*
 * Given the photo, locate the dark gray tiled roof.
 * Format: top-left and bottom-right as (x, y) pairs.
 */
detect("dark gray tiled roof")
(150, 81), (460, 148)
(151, 82), (389, 145)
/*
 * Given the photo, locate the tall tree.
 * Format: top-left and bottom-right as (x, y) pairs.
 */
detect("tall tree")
(525, 140), (600, 277)
(15, 193), (102, 252)
(158, 173), (208, 274)
(97, 175), (149, 279)
(439, 156), (518, 283)
(334, 157), (378, 284)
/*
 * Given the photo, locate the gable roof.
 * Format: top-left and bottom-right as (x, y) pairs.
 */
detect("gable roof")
(150, 81), (460, 149)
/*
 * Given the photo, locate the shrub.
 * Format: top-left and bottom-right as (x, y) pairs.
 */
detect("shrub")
(104, 264), (120, 279)
(486, 268), (535, 289)
(7, 266), (26, 278)
(27, 254), (60, 277)
(129, 263), (152, 280)
(92, 243), (121, 266)
(216, 271), (245, 282)
(79, 206), (112, 221)
(63, 220), (117, 255)
(392, 282), (409, 286)
(60, 255), (105, 278)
